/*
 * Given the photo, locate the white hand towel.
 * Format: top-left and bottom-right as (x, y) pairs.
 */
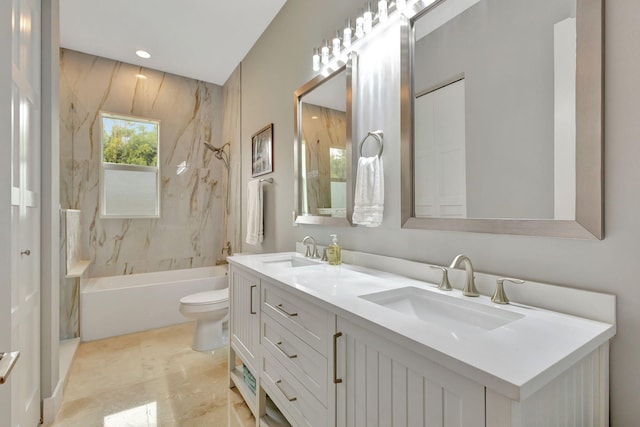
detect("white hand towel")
(352, 155), (384, 227)
(245, 180), (264, 245)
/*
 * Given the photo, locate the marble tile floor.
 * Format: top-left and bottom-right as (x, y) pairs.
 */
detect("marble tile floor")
(52, 322), (255, 427)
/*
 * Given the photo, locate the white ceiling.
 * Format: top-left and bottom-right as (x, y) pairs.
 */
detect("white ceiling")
(59, 0), (287, 86)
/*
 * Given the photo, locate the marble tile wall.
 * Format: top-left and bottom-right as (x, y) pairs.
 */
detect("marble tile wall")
(60, 49), (231, 277)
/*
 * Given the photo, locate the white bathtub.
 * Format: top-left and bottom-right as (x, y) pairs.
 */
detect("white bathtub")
(80, 265), (228, 341)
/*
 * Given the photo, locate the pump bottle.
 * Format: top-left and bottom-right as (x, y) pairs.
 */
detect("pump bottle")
(328, 234), (342, 265)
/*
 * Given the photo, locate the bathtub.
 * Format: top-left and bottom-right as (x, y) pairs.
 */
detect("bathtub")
(80, 265), (228, 341)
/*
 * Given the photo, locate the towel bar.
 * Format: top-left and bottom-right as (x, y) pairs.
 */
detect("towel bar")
(359, 131), (384, 157)
(259, 177), (274, 184)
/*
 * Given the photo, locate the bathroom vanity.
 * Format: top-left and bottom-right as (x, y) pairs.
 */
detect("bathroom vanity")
(228, 252), (615, 427)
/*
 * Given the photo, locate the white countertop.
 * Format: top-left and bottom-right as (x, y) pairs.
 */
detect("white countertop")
(228, 252), (616, 401)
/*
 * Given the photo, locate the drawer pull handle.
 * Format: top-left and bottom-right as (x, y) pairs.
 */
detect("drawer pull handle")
(250, 284), (257, 314)
(275, 380), (297, 402)
(333, 332), (343, 384)
(276, 341), (298, 359)
(275, 303), (298, 317)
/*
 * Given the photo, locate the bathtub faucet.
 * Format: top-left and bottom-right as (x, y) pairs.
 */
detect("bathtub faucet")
(222, 241), (232, 256)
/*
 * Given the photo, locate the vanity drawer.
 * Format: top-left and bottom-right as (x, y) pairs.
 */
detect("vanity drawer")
(262, 311), (328, 406)
(262, 349), (328, 427)
(262, 281), (332, 356)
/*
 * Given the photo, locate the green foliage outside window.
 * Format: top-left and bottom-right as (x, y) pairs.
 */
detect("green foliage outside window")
(102, 115), (159, 166)
(330, 147), (346, 181)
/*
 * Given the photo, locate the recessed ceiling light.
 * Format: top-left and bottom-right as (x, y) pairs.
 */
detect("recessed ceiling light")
(136, 50), (151, 59)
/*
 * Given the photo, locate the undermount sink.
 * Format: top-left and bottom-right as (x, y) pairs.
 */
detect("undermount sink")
(262, 255), (320, 269)
(360, 286), (524, 338)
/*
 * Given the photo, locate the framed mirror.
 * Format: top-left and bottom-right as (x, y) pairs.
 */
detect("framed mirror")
(400, 0), (603, 238)
(294, 52), (358, 226)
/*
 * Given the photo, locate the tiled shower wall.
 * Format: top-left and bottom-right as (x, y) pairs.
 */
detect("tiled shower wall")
(60, 48), (238, 278)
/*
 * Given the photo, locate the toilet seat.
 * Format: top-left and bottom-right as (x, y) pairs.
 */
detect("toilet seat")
(180, 289), (228, 310)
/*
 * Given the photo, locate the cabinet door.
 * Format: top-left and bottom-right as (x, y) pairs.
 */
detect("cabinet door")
(335, 317), (485, 427)
(230, 266), (260, 372)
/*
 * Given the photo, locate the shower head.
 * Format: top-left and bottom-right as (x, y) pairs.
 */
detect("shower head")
(203, 141), (230, 170)
(203, 141), (232, 214)
(203, 142), (217, 152)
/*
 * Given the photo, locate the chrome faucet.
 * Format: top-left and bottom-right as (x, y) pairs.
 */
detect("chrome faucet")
(449, 254), (480, 297)
(301, 236), (319, 259)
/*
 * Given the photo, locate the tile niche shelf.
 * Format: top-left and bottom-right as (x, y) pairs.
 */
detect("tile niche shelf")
(65, 259), (91, 278)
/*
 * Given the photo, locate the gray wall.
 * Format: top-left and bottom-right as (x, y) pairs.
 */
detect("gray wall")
(240, 0), (640, 424)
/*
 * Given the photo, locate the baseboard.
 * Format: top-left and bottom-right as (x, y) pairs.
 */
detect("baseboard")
(41, 379), (64, 426)
(42, 338), (80, 425)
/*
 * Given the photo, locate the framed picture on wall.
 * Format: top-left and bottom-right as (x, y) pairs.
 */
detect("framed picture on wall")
(251, 123), (274, 177)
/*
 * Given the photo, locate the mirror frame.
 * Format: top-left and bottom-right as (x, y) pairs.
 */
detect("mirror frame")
(400, 0), (603, 239)
(293, 52), (358, 226)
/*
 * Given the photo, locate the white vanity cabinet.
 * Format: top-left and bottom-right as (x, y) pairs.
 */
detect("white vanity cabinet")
(228, 253), (614, 427)
(335, 316), (484, 427)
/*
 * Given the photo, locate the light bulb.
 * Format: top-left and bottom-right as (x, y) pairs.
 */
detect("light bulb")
(321, 40), (330, 65)
(355, 11), (365, 39)
(396, 0), (406, 11)
(312, 47), (320, 72)
(343, 19), (352, 48)
(364, 2), (373, 33)
(332, 31), (341, 57)
(378, 0), (388, 23)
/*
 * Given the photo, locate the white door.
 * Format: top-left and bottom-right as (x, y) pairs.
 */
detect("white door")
(414, 78), (467, 218)
(0, 0), (42, 426)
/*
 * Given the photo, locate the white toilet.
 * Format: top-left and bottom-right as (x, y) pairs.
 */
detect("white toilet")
(179, 288), (229, 351)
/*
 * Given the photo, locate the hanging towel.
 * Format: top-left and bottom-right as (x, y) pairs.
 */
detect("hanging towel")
(352, 155), (384, 227)
(245, 180), (264, 245)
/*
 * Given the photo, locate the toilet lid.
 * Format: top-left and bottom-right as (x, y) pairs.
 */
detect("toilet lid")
(180, 288), (229, 305)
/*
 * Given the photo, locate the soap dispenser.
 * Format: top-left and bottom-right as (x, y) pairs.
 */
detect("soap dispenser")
(328, 234), (342, 265)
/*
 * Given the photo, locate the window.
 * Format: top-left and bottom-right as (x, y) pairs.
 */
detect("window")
(329, 147), (347, 210)
(100, 112), (160, 218)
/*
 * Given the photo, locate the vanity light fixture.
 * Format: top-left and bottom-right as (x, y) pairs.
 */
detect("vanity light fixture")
(136, 49), (151, 59)
(312, 0), (419, 74)
(312, 47), (320, 71)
